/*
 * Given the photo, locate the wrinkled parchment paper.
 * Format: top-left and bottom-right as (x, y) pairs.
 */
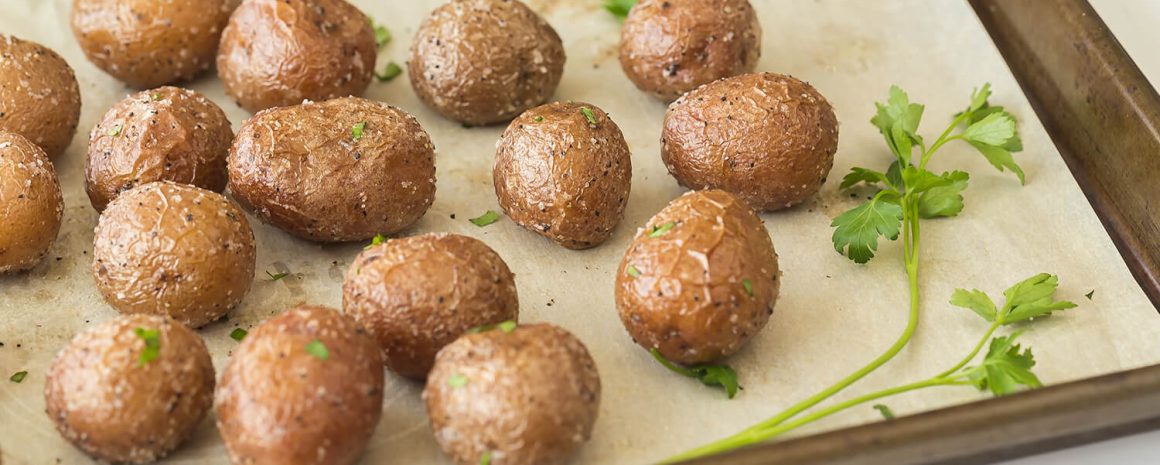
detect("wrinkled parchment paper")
(3, 1), (1159, 464)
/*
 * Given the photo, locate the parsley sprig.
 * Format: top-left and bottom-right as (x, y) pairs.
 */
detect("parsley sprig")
(603, 0), (637, 19)
(650, 349), (740, 399)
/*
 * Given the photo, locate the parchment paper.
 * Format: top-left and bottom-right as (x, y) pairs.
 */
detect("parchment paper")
(2, 1), (1159, 464)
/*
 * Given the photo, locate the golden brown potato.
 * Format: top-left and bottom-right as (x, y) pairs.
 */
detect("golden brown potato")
(217, 0), (375, 113)
(0, 35), (82, 158)
(408, 0), (566, 125)
(615, 189), (779, 364)
(216, 304), (384, 465)
(343, 233), (518, 379)
(662, 73), (838, 211)
(92, 181), (256, 328)
(71, 0), (239, 88)
(424, 323), (601, 465)
(619, 0), (761, 101)
(494, 102), (631, 249)
(228, 97), (436, 242)
(0, 132), (63, 274)
(85, 86), (233, 211)
(44, 314), (215, 464)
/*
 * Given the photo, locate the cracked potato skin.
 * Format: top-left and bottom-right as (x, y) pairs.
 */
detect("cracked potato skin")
(0, 132), (63, 274)
(661, 73), (839, 211)
(0, 35), (82, 158)
(615, 189), (779, 364)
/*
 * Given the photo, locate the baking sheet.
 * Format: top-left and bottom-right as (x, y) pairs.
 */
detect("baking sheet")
(2, 0), (1159, 464)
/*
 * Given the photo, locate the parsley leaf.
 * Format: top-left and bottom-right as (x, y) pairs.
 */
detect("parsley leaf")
(603, 0), (636, 19)
(951, 273), (1076, 324)
(917, 171), (969, 218)
(365, 233), (387, 249)
(648, 222), (675, 238)
(480, 451), (493, 465)
(229, 328), (248, 342)
(950, 288), (998, 322)
(870, 86), (924, 164)
(961, 112), (1016, 147)
(651, 349), (740, 399)
(466, 320), (518, 334)
(352, 121), (366, 141)
(741, 278), (754, 297)
(134, 328), (161, 366)
(369, 19), (391, 48)
(873, 404), (895, 420)
(831, 196), (903, 264)
(626, 264), (641, 278)
(265, 270), (289, 281)
(375, 62), (403, 82)
(580, 107), (598, 125)
(965, 333), (1042, 396)
(447, 373), (469, 388)
(469, 210), (501, 227)
(840, 167), (890, 190)
(305, 340), (329, 360)
(10, 371), (28, 383)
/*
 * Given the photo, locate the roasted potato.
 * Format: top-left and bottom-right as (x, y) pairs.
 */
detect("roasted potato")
(0, 132), (63, 274)
(0, 35), (81, 158)
(92, 181), (256, 328)
(409, 0), (566, 125)
(619, 0), (761, 101)
(424, 323), (601, 465)
(216, 304), (384, 465)
(662, 72), (838, 211)
(85, 86), (233, 211)
(494, 102), (631, 249)
(615, 189), (779, 364)
(228, 97), (436, 242)
(217, 0), (376, 113)
(44, 314), (215, 464)
(343, 233), (518, 379)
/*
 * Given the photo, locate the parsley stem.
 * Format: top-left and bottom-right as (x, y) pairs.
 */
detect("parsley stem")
(920, 112), (971, 170)
(936, 321), (999, 379)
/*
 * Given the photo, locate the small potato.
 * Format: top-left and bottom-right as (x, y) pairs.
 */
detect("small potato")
(71, 0), (238, 88)
(424, 323), (601, 465)
(0, 132), (63, 274)
(409, 0), (566, 125)
(343, 233), (518, 379)
(662, 73), (839, 211)
(44, 314), (215, 464)
(615, 189), (779, 364)
(216, 304), (384, 465)
(92, 181), (256, 328)
(85, 86), (233, 211)
(0, 35), (82, 158)
(494, 102), (631, 249)
(228, 97), (436, 242)
(619, 0), (761, 101)
(217, 0), (375, 113)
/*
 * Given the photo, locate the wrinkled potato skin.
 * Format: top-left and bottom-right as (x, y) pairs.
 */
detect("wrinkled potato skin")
(343, 233), (519, 379)
(409, 0), (566, 125)
(228, 97), (436, 242)
(494, 102), (631, 249)
(616, 190), (779, 364)
(0, 36), (82, 158)
(619, 0), (761, 101)
(216, 305), (385, 465)
(0, 132), (63, 274)
(92, 181), (256, 328)
(217, 0), (375, 113)
(44, 314), (215, 464)
(662, 73), (839, 211)
(424, 324), (601, 465)
(71, 0), (239, 88)
(85, 86), (234, 211)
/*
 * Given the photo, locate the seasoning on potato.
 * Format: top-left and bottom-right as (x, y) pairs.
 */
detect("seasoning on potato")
(494, 102), (632, 249)
(662, 72), (839, 211)
(619, 0), (762, 101)
(0, 35), (82, 158)
(409, 0), (566, 125)
(71, 0), (238, 88)
(343, 233), (519, 379)
(92, 181), (256, 328)
(44, 314), (215, 464)
(85, 86), (233, 211)
(217, 0), (375, 113)
(228, 97), (436, 242)
(215, 304), (384, 465)
(615, 189), (779, 364)
(424, 323), (601, 465)
(0, 132), (63, 274)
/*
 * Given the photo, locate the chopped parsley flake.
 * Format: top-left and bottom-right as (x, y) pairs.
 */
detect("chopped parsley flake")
(134, 328), (161, 366)
(230, 328), (248, 342)
(305, 340), (329, 360)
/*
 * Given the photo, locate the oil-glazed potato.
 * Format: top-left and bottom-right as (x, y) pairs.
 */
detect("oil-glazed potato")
(0, 35), (82, 158)
(92, 181), (256, 328)
(615, 189), (779, 364)
(662, 72), (839, 211)
(0, 132), (63, 274)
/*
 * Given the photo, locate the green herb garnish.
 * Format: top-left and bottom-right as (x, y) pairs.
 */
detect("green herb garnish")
(534, 116), (544, 122)
(134, 328), (161, 366)
(648, 222), (675, 238)
(650, 349), (739, 399)
(741, 278), (754, 297)
(151, 93), (162, 101)
(625, 264), (641, 278)
(873, 404), (895, 420)
(479, 450), (492, 465)
(9, 371), (28, 383)
(371, 21), (391, 48)
(108, 124), (123, 137)
(375, 62), (403, 82)
(366, 233), (388, 249)
(466, 320), (518, 335)
(580, 107), (597, 125)
(352, 121), (366, 141)
(603, 0), (637, 19)
(230, 328), (248, 342)
(447, 373), (469, 388)
(265, 271), (289, 281)
(305, 340), (329, 360)
(470, 210), (501, 227)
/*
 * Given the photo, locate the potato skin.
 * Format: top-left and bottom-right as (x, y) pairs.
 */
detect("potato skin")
(92, 181), (256, 328)
(0, 132), (63, 274)
(343, 233), (518, 379)
(619, 0), (761, 101)
(615, 189), (779, 364)
(215, 304), (385, 465)
(71, 0), (238, 88)
(408, 0), (566, 125)
(44, 314), (215, 464)
(662, 73), (839, 211)
(0, 35), (82, 158)
(85, 86), (234, 211)
(494, 102), (632, 249)
(424, 323), (601, 465)
(217, 0), (375, 113)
